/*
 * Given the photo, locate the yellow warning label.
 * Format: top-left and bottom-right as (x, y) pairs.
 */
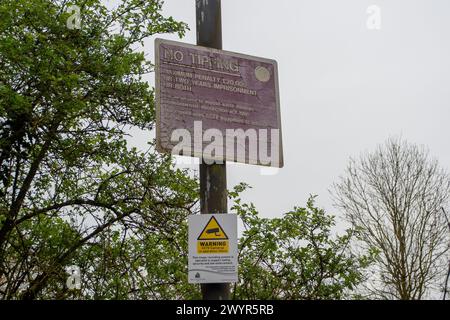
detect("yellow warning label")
(197, 216), (229, 254)
(197, 240), (229, 254)
(197, 216), (228, 240)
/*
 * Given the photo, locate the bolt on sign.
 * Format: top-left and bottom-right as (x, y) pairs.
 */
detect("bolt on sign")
(188, 214), (238, 283)
(155, 38), (283, 167)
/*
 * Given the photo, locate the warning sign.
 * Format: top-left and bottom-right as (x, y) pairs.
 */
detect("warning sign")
(197, 216), (229, 254)
(188, 214), (237, 283)
(198, 216), (228, 240)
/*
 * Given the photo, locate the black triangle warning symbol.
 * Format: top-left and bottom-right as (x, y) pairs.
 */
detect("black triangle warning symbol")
(197, 216), (229, 240)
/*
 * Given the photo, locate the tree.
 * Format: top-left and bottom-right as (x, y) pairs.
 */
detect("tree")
(230, 184), (373, 300)
(0, 0), (196, 299)
(442, 208), (450, 300)
(332, 138), (450, 299)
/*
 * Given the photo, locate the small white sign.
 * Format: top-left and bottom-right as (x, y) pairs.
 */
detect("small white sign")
(188, 214), (238, 283)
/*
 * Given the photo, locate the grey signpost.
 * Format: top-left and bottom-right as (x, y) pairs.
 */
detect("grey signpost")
(196, 0), (229, 300)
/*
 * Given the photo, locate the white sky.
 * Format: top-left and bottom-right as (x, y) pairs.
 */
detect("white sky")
(135, 0), (450, 221)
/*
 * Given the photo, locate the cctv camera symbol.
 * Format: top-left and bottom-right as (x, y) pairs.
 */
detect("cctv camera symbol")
(206, 228), (220, 237)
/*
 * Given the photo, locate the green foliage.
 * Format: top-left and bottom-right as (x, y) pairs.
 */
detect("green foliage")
(61, 186), (375, 300)
(231, 184), (374, 299)
(74, 184), (372, 300)
(0, 0), (193, 299)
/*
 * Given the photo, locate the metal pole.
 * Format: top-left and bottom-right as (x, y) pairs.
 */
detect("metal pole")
(196, 0), (229, 300)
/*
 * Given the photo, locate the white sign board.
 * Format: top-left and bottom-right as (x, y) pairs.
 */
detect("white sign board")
(188, 214), (238, 283)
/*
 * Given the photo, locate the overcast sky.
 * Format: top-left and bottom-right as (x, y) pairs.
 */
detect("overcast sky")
(137, 0), (450, 221)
